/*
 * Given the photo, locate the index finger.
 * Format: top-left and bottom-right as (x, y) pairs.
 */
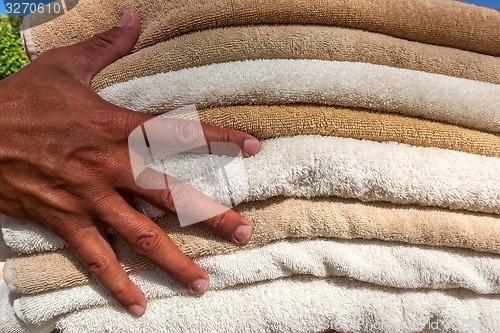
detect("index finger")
(124, 107), (261, 159)
(94, 194), (210, 294)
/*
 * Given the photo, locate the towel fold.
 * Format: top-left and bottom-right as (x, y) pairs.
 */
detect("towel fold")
(2, 217), (65, 255)
(55, 276), (500, 333)
(6, 194), (500, 294)
(13, 239), (500, 325)
(23, 0), (500, 59)
(0, 282), (55, 333)
(4, 105), (500, 255)
(147, 136), (500, 214)
(195, 106), (500, 158)
(98, 60), (500, 133)
(90, 25), (500, 90)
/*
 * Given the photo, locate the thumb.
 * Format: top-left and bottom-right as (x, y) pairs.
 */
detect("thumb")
(48, 10), (141, 85)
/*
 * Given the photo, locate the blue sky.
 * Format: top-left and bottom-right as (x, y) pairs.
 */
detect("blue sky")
(0, 0), (499, 15)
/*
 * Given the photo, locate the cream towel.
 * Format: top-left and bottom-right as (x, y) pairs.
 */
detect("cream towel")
(3, 194), (499, 256)
(12, 239), (500, 325)
(0, 282), (55, 333)
(23, 0), (500, 58)
(91, 25), (500, 90)
(147, 136), (500, 214)
(5, 197), (500, 294)
(98, 60), (500, 133)
(55, 276), (500, 333)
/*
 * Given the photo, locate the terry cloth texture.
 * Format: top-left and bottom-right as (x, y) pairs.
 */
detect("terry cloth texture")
(4, 105), (500, 255)
(5, 196), (500, 295)
(98, 60), (500, 133)
(2, 217), (65, 254)
(90, 25), (500, 90)
(0, 282), (55, 333)
(146, 136), (500, 214)
(4, 195), (500, 256)
(196, 106), (500, 158)
(22, 0), (500, 59)
(13, 239), (500, 325)
(55, 277), (500, 333)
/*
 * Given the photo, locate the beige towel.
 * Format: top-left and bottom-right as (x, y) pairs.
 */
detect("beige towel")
(195, 106), (500, 158)
(90, 25), (500, 90)
(23, 0), (500, 59)
(98, 60), (500, 133)
(5, 197), (500, 294)
(55, 276), (500, 333)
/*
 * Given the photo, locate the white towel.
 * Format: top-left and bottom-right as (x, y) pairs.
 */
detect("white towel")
(0, 282), (55, 333)
(13, 239), (500, 325)
(143, 136), (499, 216)
(3, 135), (499, 256)
(55, 276), (500, 333)
(98, 59), (500, 133)
(1, 216), (64, 254)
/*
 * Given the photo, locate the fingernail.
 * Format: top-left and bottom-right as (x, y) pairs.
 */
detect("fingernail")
(190, 279), (209, 294)
(233, 225), (252, 244)
(128, 304), (145, 317)
(117, 10), (132, 28)
(243, 139), (260, 156)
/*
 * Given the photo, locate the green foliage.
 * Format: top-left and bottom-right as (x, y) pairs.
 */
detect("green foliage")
(0, 15), (29, 80)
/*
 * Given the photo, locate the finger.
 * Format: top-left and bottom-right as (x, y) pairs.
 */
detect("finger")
(95, 194), (210, 295)
(123, 110), (261, 160)
(61, 223), (147, 317)
(39, 10), (141, 85)
(132, 169), (253, 244)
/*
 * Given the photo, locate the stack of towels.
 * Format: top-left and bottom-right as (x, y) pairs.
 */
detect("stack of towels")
(2, 0), (500, 332)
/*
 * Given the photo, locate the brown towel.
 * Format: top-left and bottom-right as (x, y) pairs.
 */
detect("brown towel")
(23, 0), (500, 59)
(5, 197), (500, 294)
(193, 105), (500, 158)
(91, 25), (500, 90)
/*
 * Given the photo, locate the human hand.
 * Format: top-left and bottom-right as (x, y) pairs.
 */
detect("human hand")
(0, 10), (260, 316)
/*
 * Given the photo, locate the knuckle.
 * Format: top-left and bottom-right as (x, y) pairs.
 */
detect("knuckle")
(161, 187), (176, 212)
(135, 230), (163, 256)
(172, 120), (203, 147)
(89, 31), (121, 58)
(169, 258), (194, 281)
(207, 213), (230, 232)
(110, 283), (128, 299)
(87, 255), (113, 278)
(168, 185), (194, 212)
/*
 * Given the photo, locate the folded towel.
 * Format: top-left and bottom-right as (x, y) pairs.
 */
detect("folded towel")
(0, 282), (55, 333)
(4, 105), (499, 256)
(5, 134), (500, 293)
(23, 0), (500, 59)
(5, 192), (499, 257)
(13, 239), (500, 325)
(147, 136), (500, 214)
(0, 229), (14, 262)
(55, 276), (500, 333)
(98, 60), (500, 133)
(2, 217), (65, 255)
(6, 195), (500, 294)
(195, 106), (500, 158)
(90, 25), (500, 90)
